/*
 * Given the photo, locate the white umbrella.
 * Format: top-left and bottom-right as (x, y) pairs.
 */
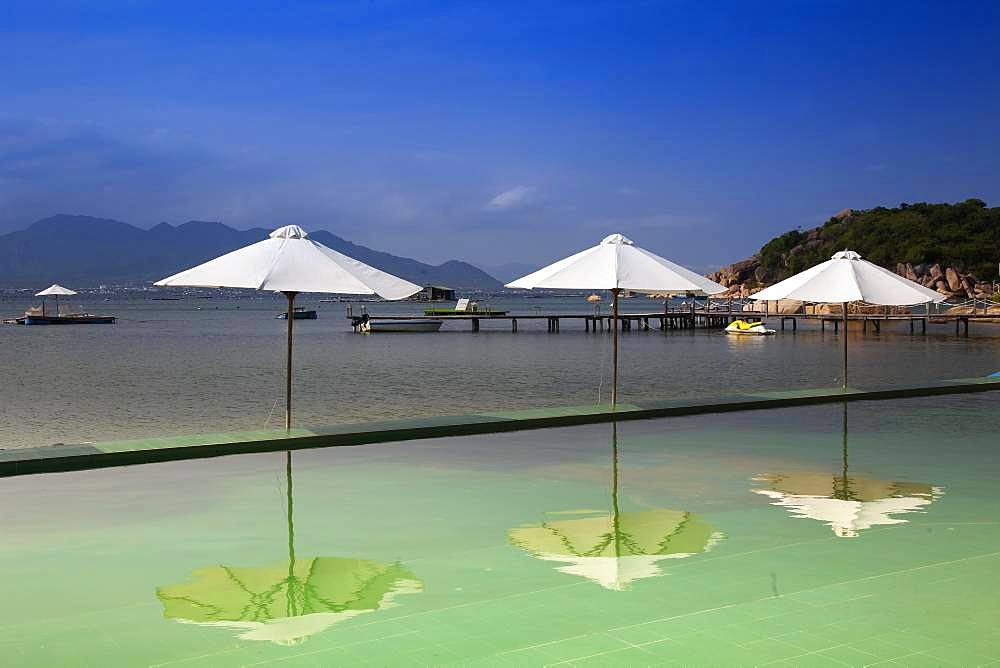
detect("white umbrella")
(155, 225), (420, 428)
(750, 250), (944, 388)
(752, 488), (941, 538)
(752, 404), (942, 537)
(509, 424), (720, 590)
(35, 284), (77, 316)
(506, 234), (725, 404)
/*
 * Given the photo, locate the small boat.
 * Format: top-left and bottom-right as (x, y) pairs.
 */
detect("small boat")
(725, 319), (776, 335)
(20, 314), (117, 325)
(276, 308), (318, 320)
(586, 294), (602, 302)
(20, 284), (116, 324)
(424, 298), (507, 316)
(360, 318), (443, 333)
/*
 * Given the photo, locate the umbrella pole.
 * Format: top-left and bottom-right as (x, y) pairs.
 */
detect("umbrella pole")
(834, 401), (851, 501)
(611, 288), (621, 406)
(841, 402), (849, 495)
(611, 421), (621, 559)
(842, 301), (848, 389)
(286, 449), (298, 617)
(284, 291), (298, 430)
(286, 451), (296, 568)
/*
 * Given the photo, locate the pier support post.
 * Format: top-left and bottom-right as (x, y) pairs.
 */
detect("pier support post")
(512, 318), (518, 332)
(472, 318), (480, 332)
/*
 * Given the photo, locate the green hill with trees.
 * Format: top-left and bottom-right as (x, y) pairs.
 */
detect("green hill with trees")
(711, 199), (1000, 298)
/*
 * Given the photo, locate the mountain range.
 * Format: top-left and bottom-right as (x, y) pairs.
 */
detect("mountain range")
(0, 215), (502, 289)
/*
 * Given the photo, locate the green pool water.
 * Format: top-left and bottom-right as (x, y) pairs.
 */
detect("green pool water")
(2, 396), (998, 667)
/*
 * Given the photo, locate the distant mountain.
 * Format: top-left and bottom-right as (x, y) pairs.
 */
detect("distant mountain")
(0, 215), (502, 289)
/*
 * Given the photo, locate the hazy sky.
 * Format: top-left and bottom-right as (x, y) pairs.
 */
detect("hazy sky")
(3, 1), (999, 271)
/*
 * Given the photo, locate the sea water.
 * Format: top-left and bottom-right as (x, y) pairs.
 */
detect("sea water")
(1, 293), (998, 449)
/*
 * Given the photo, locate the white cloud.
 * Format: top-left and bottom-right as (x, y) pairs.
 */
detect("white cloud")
(484, 185), (538, 211)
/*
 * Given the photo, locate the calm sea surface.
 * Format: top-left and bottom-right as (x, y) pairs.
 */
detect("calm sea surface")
(2, 294), (998, 449)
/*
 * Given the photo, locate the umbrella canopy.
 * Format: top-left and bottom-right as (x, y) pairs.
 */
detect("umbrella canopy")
(752, 472), (942, 538)
(751, 403), (942, 538)
(155, 225), (420, 299)
(35, 284), (77, 297)
(750, 251), (945, 305)
(510, 508), (718, 590)
(509, 423), (719, 590)
(156, 452), (422, 645)
(506, 233), (725, 294)
(506, 234), (725, 404)
(750, 251), (944, 388)
(155, 225), (420, 429)
(34, 284), (78, 317)
(157, 557), (422, 645)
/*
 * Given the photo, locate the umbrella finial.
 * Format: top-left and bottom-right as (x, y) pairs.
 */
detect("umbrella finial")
(601, 233), (635, 246)
(832, 250), (861, 260)
(270, 225), (309, 239)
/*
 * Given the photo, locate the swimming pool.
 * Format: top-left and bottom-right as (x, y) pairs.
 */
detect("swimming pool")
(2, 395), (998, 666)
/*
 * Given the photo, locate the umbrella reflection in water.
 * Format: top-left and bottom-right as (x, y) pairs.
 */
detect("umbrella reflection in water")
(752, 404), (943, 538)
(156, 453), (422, 645)
(509, 423), (722, 590)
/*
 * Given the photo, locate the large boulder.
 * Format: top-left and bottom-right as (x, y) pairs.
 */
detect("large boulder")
(756, 299), (805, 314)
(946, 267), (963, 292)
(832, 208), (853, 222)
(961, 276), (977, 298)
(709, 257), (760, 289)
(930, 264), (943, 280)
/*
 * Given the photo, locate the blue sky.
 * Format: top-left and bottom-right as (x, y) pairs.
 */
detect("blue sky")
(2, 1), (999, 272)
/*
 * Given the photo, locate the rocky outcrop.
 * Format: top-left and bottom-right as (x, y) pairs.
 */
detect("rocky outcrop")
(814, 303), (913, 315)
(894, 261), (993, 301)
(708, 208), (997, 301)
(709, 258), (763, 297)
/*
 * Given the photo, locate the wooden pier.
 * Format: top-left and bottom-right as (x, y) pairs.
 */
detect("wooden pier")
(349, 306), (1000, 337)
(777, 312), (1000, 337)
(349, 308), (765, 333)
